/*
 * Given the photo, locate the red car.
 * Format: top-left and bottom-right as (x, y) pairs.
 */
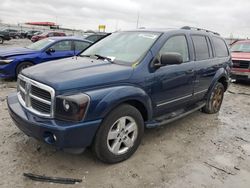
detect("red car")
(231, 40), (250, 81)
(31, 31), (66, 42)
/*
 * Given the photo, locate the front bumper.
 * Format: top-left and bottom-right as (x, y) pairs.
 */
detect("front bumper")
(231, 68), (250, 80)
(7, 93), (101, 149)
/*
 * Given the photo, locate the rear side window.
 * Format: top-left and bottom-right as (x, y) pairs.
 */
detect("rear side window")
(75, 41), (90, 51)
(159, 35), (189, 62)
(192, 35), (210, 61)
(51, 40), (72, 51)
(213, 37), (229, 57)
(86, 35), (99, 42)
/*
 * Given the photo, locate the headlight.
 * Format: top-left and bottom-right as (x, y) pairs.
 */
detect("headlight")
(0, 59), (14, 65)
(55, 93), (90, 122)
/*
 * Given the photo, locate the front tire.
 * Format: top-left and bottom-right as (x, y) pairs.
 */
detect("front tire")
(16, 62), (33, 76)
(93, 104), (144, 163)
(0, 37), (3, 44)
(202, 82), (224, 114)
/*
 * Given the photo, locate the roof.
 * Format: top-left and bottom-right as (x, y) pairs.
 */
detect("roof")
(124, 26), (221, 36)
(47, 36), (93, 43)
(25, 22), (56, 26)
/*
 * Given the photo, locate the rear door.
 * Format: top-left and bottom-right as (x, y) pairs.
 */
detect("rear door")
(152, 34), (196, 116)
(40, 40), (74, 62)
(192, 35), (229, 101)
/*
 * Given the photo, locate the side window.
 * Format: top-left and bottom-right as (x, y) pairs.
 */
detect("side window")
(75, 41), (90, 51)
(86, 35), (98, 42)
(206, 37), (213, 58)
(51, 41), (72, 51)
(213, 37), (229, 57)
(192, 35), (210, 61)
(159, 35), (189, 62)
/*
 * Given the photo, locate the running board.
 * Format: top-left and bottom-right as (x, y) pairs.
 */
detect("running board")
(146, 102), (206, 128)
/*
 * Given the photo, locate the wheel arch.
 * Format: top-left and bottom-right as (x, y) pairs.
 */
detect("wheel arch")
(15, 60), (34, 76)
(86, 86), (153, 122)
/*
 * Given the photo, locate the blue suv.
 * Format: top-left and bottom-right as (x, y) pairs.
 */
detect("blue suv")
(7, 27), (231, 163)
(0, 37), (92, 78)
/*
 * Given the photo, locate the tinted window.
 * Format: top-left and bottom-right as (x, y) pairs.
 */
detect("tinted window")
(160, 35), (189, 62)
(51, 41), (72, 51)
(75, 41), (90, 51)
(213, 37), (229, 57)
(192, 35), (210, 61)
(86, 35), (99, 42)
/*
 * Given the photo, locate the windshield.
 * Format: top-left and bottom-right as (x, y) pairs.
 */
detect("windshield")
(81, 31), (160, 65)
(26, 38), (54, 50)
(231, 42), (250, 52)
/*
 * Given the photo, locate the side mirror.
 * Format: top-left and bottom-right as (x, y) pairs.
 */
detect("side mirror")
(157, 52), (183, 67)
(46, 48), (55, 54)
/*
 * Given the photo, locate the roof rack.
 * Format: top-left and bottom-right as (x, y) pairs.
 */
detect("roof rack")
(181, 26), (220, 36)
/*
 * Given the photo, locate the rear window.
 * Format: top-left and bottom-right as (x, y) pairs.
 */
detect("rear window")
(213, 37), (229, 57)
(192, 35), (210, 61)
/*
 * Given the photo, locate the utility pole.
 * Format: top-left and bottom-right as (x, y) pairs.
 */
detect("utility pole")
(136, 12), (140, 29)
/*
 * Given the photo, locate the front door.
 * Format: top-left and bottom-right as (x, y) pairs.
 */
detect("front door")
(151, 35), (195, 116)
(40, 40), (74, 62)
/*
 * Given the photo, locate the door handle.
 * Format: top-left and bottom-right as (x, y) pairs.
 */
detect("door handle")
(185, 69), (194, 74)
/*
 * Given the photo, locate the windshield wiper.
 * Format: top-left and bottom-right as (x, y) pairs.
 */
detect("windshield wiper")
(93, 54), (113, 63)
(79, 54), (113, 63)
(231, 50), (243, 52)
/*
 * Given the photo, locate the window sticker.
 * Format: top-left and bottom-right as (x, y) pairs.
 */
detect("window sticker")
(138, 34), (157, 39)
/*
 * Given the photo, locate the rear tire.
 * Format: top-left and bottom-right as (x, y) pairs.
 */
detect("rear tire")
(16, 62), (33, 76)
(202, 82), (224, 114)
(93, 104), (144, 163)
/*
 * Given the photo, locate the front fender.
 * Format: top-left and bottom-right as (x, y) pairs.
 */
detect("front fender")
(85, 86), (152, 121)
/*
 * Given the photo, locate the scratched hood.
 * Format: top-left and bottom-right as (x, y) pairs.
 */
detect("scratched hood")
(21, 57), (133, 91)
(0, 47), (37, 58)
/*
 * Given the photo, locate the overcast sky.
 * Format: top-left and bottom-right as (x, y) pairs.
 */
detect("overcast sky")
(1, 0), (250, 37)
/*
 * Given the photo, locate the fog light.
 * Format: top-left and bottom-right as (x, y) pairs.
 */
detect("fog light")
(43, 132), (57, 144)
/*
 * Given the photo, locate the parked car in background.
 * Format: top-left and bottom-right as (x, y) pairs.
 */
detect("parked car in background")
(2, 29), (21, 39)
(84, 32), (110, 43)
(7, 27), (231, 163)
(231, 40), (250, 81)
(0, 37), (92, 78)
(31, 31), (66, 42)
(0, 30), (11, 44)
(18, 31), (28, 39)
(26, 30), (42, 39)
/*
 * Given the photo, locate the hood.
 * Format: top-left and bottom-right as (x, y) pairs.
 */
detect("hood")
(22, 57), (134, 92)
(0, 47), (37, 58)
(231, 52), (250, 60)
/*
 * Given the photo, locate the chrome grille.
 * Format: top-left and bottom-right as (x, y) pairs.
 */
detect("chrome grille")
(17, 75), (55, 118)
(31, 85), (51, 101)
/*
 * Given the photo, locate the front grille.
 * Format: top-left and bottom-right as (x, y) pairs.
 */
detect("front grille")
(17, 75), (55, 118)
(31, 85), (51, 101)
(232, 60), (250, 69)
(30, 98), (51, 113)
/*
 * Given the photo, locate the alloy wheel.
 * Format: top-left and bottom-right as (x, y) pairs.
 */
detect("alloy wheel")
(212, 86), (223, 111)
(107, 116), (138, 155)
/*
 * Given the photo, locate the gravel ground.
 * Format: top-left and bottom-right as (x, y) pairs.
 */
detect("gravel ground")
(0, 39), (250, 188)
